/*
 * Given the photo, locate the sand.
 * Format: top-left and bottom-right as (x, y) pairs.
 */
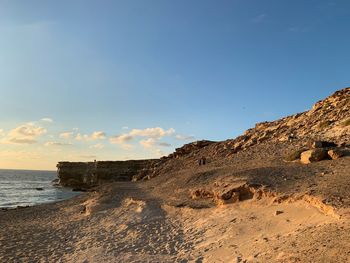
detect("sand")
(0, 177), (348, 263)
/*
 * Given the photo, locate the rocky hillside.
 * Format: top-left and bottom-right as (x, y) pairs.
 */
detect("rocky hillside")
(135, 87), (349, 181)
(209, 87), (349, 159)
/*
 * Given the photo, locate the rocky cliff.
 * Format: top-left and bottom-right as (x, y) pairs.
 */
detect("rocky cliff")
(57, 160), (157, 188)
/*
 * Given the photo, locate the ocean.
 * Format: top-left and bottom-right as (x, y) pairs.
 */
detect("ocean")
(0, 169), (80, 208)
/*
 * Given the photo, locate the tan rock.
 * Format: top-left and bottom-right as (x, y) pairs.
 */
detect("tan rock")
(190, 189), (214, 200)
(328, 149), (345, 160)
(284, 149), (307, 162)
(300, 149), (328, 164)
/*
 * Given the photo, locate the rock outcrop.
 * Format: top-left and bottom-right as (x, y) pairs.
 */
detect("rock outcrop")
(300, 149), (328, 164)
(167, 140), (216, 159)
(57, 160), (157, 188)
(328, 149), (345, 160)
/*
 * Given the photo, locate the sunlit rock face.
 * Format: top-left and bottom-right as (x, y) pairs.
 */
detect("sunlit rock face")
(57, 160), (157, 188)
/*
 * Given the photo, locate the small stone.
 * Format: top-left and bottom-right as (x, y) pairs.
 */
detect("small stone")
(274, 210), (284, 216)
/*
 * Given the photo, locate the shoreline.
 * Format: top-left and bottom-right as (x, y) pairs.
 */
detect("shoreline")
(0, 168), (83, 209)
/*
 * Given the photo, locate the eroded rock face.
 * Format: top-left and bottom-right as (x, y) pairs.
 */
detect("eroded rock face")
(169, 140), (216, 159)
(57, 160), (157, 188)
(300, 149), (328, 164)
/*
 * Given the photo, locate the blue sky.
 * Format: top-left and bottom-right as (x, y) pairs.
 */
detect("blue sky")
(0, 0), (349, 169)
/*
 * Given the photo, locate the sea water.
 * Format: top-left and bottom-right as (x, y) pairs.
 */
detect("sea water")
(0, 169), (80, 208)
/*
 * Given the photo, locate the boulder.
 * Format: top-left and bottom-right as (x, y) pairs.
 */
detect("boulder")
(284, 148), (307, 162)
(300, 149), (328, 164)
(328, 149), (345, 160)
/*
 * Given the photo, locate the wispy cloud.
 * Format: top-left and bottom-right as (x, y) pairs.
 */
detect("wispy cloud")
(40, 117), (53, 123)
(44, 141), (72, 147)
(59, 131), (74, 139)
(7, 138), (37, 144)
(175, 134), (195, 141)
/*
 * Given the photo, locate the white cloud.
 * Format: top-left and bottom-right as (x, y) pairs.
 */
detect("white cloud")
(8, 123), (46, 137)
(91, 131), (106, 140)
(129, 127), (175, 139)
(75, 133), (85, 141)
(122, 126), (129, 130)
(139, 138), (171, 148)
(76, 131), (106, 141)
(139, 138), (156, 148)
(89, 143), (104, 149)
(2, 123), (47, 144)
(109, 134), (133, 149)
(111, 127), (175, 149)
(44, 141), (72, 147)
(60, 131), (74, 139)
(40, 117), (53, 123)
(110, 134), (133, 144)
(0, 129), (4, 136)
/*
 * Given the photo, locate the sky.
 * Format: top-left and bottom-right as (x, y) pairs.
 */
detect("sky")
(0, 0), (350, 170)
